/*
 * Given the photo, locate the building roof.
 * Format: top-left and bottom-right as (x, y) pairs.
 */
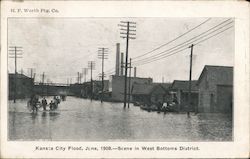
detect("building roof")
(9, 73), (31, 79)
(132, 83), (167, 95)
(160, 83), (172, 90)
(112, 75), (153, 81)
(151, 82), (172, 90)
(197, 65), (233, 85)
(171, 80), (198, 91)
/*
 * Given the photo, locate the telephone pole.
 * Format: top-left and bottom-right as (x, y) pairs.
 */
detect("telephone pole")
(119, 21), (136, 108)
(88, 61), (95, 101)
(188, 44), (194, 117)
(42, 72), (45, 96)
(128, 58), (133, 108)
(8, 46), (23, 103)
(98, 47), (108, 103)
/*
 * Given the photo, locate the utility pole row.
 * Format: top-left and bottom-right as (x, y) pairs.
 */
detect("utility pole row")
(88, 61), (95, 101)
(118, 21), (136, 108)
(98, 48), (108, 103)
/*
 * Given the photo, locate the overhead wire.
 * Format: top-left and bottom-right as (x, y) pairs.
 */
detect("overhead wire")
(134, 24), (234, 66)
(132, 18), (212, 60)
(133, 19), (233, 65)
(133, 18), (232, 64)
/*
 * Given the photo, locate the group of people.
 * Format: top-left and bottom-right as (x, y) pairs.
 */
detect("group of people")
(28, 95), (62, 113)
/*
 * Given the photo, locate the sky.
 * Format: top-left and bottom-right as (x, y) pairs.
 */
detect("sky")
(8, 17), (234, 83)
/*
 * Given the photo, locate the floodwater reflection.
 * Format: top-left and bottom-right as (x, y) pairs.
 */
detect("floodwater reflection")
(8, 96), (232, 141)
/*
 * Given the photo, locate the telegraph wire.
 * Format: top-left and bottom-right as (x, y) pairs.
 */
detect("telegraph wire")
(133, 19), (233, 65)
(132, 18), (212, 60)
(134, 25), (234, 66)
(133, 19), (233, 64)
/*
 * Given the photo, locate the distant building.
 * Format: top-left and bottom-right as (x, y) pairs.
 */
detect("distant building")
(70, 83), (84, 97)
(79, 80), (109, 99)
(92, 80), (109, 99)
(111, 75), (152, 102)
(170, 80), (199, 112)
(197, 65), (233, 113)
(34, 83), (69, 96)
(131, 83), (169, 105)
(8, 73), (34, 99)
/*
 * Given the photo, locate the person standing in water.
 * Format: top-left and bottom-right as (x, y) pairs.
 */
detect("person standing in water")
(41, 97), (47, 111)
(30, 94), (38, 113)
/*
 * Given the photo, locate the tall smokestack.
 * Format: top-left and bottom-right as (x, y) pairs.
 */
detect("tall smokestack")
(115, 43), (120, 76)
(120, 52), (124, 76)
(134, 67), (136, 77)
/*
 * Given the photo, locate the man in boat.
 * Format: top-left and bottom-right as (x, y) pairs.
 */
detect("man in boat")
(41, 97), (47, 111)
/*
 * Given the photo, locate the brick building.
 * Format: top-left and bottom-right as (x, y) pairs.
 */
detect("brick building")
(111, 75), (152, 102)
(197, 65), (233, 113)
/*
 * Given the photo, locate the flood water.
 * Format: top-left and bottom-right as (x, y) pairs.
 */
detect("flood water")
(8, 96), (232, 141)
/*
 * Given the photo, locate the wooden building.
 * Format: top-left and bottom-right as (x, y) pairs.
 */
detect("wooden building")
(111, 75), (152, 102)
(131, 83), (168, 105)
(8, 73), (34, 99)
(78, 80), (109, 99)
(170, 80), (199, 112)
(197, 65), (233, 113)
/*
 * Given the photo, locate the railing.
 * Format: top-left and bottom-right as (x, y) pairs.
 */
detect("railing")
(34, 82), (69, 87)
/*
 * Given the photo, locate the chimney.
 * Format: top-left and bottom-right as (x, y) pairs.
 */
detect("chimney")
(120, 52), (124, 76)
(134, 67), (137, 77)
(115, 43), (120, 76)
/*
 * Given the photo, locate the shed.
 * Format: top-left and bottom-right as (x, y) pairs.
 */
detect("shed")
(170, 80), (199, 112)
(197, 65), (233, 113)
(131, 83), (168, 105)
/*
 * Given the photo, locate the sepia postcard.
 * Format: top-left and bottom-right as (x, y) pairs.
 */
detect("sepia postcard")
(0, 0), (249, 158)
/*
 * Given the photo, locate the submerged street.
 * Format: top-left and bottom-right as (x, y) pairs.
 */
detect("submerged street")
(8, 96), (232, 141)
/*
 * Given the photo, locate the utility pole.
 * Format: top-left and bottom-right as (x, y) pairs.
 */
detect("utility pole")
(119, 21), (136, 108)
(8, 46), (23, 103)
(42, 72), (45, 96)
(88, 61), (95, 101)
(98, 47), (108, 103)
(128, 58), (133, 108)
(188, 44), (194, 117)
(120, 52), (124, 76)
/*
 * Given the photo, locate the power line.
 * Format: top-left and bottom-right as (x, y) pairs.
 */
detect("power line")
(132, 18), (211, 60)
(193, 25), (234, 46)
(105, 67), (115, 74)
(133, 19), (232, 64)
(134, 24), (234, 66)
(133, 19), (233, 65)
